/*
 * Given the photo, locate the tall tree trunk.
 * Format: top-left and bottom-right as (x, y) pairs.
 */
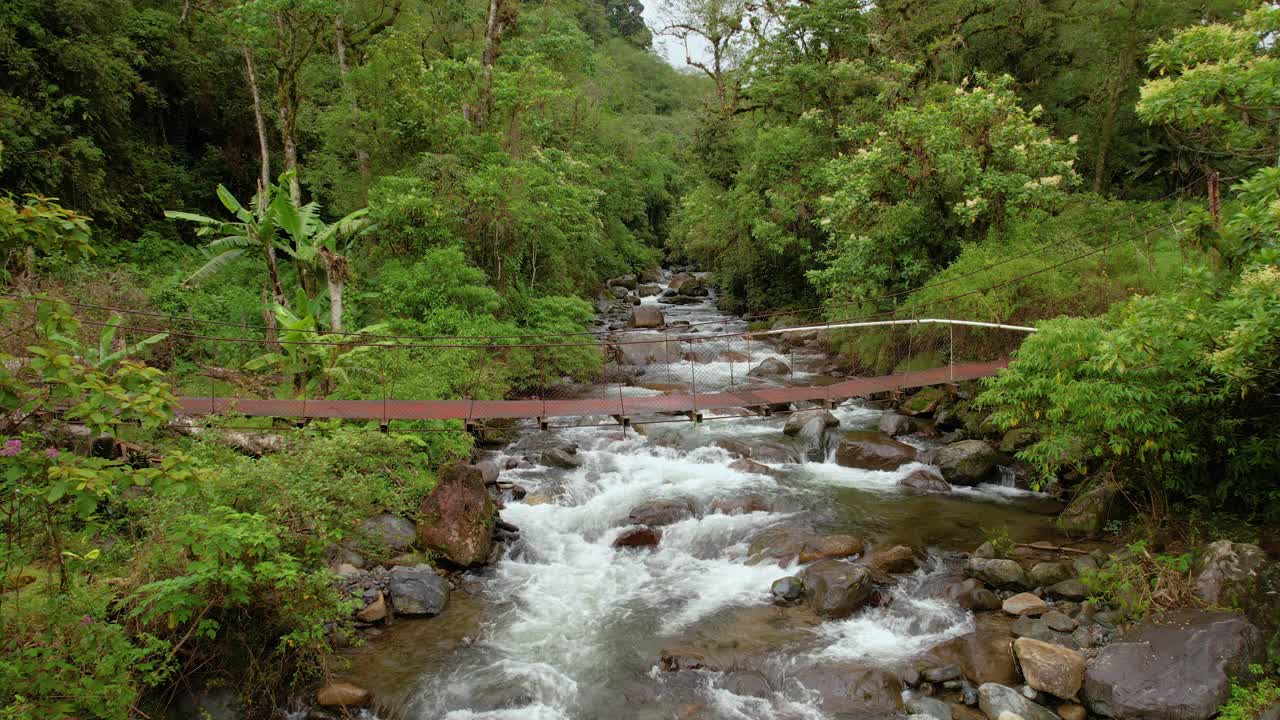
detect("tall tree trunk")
(278, 102), (302, 204)
(245, 46), (286, 339)
(327, 275), (344, 333)
(1092, 0), (1142, 194)
(335, 15), (371, 178)
(477, 0), (507, 127)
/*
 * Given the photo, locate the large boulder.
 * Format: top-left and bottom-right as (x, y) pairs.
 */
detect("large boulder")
(790, 663), (904, 715)
(791, 412), (836, 462)
(1083, 610), (1264, 720)
(538, 447), (582, 469)
(668, 271), (696, 290)
(637, 283), (662, 297)
(783, 409), (839, 436)
(863, 545), (916, 574)
(608, 274), (638, 290)
(965, 558), (1029, 589)
(416, 463), (495, 566)
(834, 431), (918, 471)
(1191, 540), (1268, 606)
(747, 357), (790, 377)
(899, 465), (951, 493)
(931, 440), (998, 485)
(801, 560), (875, 618)
(1028, 562), (1073, 588)
(631, 305), (665, 329)
(387, 564), (449, 616)
(358, 513), (417, 552)
(1014, 637), (1086, 700)
(627, 498), (696, 527)
(1056, 480), (1125, 536)
(978, 684), (1060, 720)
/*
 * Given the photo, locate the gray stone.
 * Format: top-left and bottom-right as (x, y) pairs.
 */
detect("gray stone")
(388, 565), (449, 616)
(1028, 562), (1073, 587)
(358, 513), (417, 552)
(747, 357), (790, 377)
(1056, 480), (1124, 536)
(973, 541), (997, 559)
(1083, 610), (1264, 720)
(1073, 555), (1100, 576)
(1046, 579), (1089, 601)
(1011, 617), (1056, 643)
(770, 576), (805, 605)
(906, 695), (952, 720)
(631, 305), (664, 328)
(977, 683), (1060, 720)
(1192, 540), (1267, 605)
(931, 440), (998, 485)
(922, 664), (962, 683)
(801, 560), (875, 619)
(1003, 592), (1049, 616)
(1043, 610), (1078, 633)
(945, 578), (1003, 611)
(878, 412), (916, 437)
(783, 408), (839, 436)
(473, 459), (500, 485)
(966, 558), (1029, 588)
(539, 448), (582, 469)
(1014, 637), (1085, 700)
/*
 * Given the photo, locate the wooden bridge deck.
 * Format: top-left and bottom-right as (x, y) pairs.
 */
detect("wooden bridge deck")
(176, 359), (1007, 422)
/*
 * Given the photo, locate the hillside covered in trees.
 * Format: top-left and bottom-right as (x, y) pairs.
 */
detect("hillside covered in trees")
(0, 0), (1277, 718)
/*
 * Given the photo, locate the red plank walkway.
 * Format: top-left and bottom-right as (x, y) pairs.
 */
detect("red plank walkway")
(176, 359), (1007, 423)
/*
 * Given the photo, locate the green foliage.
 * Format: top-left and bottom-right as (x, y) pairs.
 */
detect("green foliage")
(1218, 665), (1280, 720)
(0, 195), (94, 283)
(1080, 540), (1194, 620)
(980, 526), (1016, 559)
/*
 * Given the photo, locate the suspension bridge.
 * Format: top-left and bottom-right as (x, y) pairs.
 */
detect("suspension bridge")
(171, 318), (1035, 429)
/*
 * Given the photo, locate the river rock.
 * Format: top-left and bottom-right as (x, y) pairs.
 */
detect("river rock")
(1192, 540), (1267, 605)
(614, 526), (661, 548)
(609, 274), (638, 290)
(709, 494), (771, 515)
(747, 357), (790, 377)
(879, 412), (917, 437)
(790, 663), (903, 715)
(358, 513), (417, 552)
(1046, 579), (1089, 601)
(801, 560), (875, 618)
(745, 439), (804, 464)
(783, 409), (839, 436)
(1011, 617), (1057, 643)
(317, 681), (371, 708)
(977, 683), (1059, 720)
(539, 448), (581, 469)
(610, 285), (629, 299)
(1042, 611), (1078, 633)
(1028, 562), (1073, 588)
(1003, 593), (1049, 617)
(1083, 610), (1264, 720)
(1057, 703), (1087, 720)
(721, 671), (772, 699)
(864, 545), (916, 574)
(1013, 638), (1085, 700)
(668, 271), (695, 290)
(416, 463), (495, 566)
(637, 283), (662, 297)
(1056, 480), (1124, 536)
(965, 558), (1029, 588)
(834, 431), (918, 471)
(355, 590), (389, 623)
(923, 614), (1019, 685)
(900, 465), (951, 493)
(923, 664), (961, 683)
(790, 413), (835, 461)
(627, 498), (696, 526)
(749, 529), (864, 564)
(727, 458), (782, 478)
(631, 305), (665, 329)
(387, 565), (449, 616)
(906, 695), (953, 720)
(771, 576), (805, 604)
(945, 578), (1003, 611)
(931, 440), (998, 485)
(474, 459), (500, 485)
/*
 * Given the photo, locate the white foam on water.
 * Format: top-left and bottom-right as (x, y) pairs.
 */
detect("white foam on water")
(810, 562), (973, 666)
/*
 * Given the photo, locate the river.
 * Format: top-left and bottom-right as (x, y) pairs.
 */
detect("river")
(336, 271), (1062, 720)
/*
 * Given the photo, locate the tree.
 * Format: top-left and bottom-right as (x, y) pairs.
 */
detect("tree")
(810, 74), (1079, 303)
(656, 0), (751, 110)
(166, 183), (288, 306)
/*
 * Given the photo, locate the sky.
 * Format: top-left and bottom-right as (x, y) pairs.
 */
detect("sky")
(641, 1), (712, 70)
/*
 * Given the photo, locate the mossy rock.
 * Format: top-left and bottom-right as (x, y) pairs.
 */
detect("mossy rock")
(902, 387), (947, 414)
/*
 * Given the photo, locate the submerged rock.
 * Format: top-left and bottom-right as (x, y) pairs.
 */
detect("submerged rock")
(627, 498), (696, 527)
(1083, 610), (1264, 720)
(834, 431), (918, 471)
(416, 463), (495, 567)
(748, 528), (864, 564)
(614, 526), (661, 548)
(726, 458), (783, 478)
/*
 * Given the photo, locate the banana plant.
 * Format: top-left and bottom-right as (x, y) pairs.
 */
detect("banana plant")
(268, 174), (374, 333)
(244, 301), (390, 398)
(165, 183), (288, 305)
(85, 315), (169, 369)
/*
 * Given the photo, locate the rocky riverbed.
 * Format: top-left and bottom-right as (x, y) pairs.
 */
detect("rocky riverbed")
(294, 269), (1278, 720)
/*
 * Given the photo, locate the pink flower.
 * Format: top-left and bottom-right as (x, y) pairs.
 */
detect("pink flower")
(0, 439), (20, 457)
(45, 448), (59, 460)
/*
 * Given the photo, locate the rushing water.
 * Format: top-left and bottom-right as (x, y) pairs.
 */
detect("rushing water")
(342, 272), (1059, 720)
